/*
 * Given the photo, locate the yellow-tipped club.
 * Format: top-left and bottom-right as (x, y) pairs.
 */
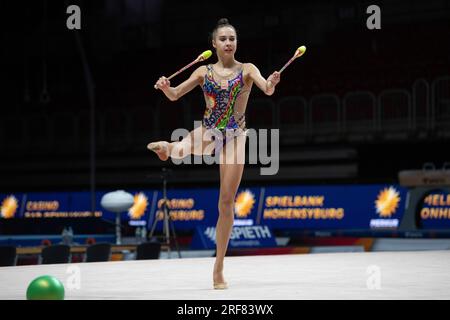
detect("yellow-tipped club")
(200, 50), (213, 61)
(279, 45), (307, 74)
(155, 50), (215, 89)
(296, 46), (306, 57)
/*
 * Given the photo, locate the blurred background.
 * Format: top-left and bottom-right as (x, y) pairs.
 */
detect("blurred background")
(0, 0), (449, 265)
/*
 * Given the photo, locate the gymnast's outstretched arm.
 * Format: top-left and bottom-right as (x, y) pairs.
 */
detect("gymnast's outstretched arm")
(154, 65), (207, 101)
(246, 63), (280, 96)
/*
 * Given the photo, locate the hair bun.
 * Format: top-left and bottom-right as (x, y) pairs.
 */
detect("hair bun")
(217, 18), (229, 26)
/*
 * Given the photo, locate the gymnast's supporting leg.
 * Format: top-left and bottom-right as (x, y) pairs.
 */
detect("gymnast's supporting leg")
(149, 127), (247, 289)
(213, 133), (246, 289)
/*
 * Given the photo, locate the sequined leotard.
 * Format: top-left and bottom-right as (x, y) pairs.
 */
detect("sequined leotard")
(202, 64), (246, 133)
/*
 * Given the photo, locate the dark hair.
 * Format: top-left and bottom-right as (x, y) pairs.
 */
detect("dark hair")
(210, 18), (237, 41)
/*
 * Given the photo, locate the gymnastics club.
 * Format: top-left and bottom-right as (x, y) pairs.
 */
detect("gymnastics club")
(154, 50), (213, 89)
(279, 46), (306, 73)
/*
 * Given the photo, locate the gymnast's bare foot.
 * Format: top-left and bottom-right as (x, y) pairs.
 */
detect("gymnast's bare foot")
(213, 263), (227, 289)
(147, 141), (170, 161)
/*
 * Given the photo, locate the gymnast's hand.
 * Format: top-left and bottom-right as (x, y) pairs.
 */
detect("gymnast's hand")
(267, 71), (281, 87)
(155, 76), (170, 90)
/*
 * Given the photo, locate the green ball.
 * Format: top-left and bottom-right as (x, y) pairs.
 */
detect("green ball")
(26, 275), (65, 300)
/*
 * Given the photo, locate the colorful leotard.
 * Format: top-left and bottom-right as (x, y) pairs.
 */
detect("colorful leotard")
(202, 64), (246, 132)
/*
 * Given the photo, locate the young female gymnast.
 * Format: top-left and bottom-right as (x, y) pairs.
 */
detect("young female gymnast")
(148, 18), (280, 289)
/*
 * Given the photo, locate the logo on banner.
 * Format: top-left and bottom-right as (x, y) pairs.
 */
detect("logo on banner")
(128, 193), (148, 220)
(375, 187), (400, 218)
(1, 195), (18, 219)
(370, 186), (400, 228)
(234, 190), (255, 218)
(204, 227), (216, 243)
(200, 225), (276, 248)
